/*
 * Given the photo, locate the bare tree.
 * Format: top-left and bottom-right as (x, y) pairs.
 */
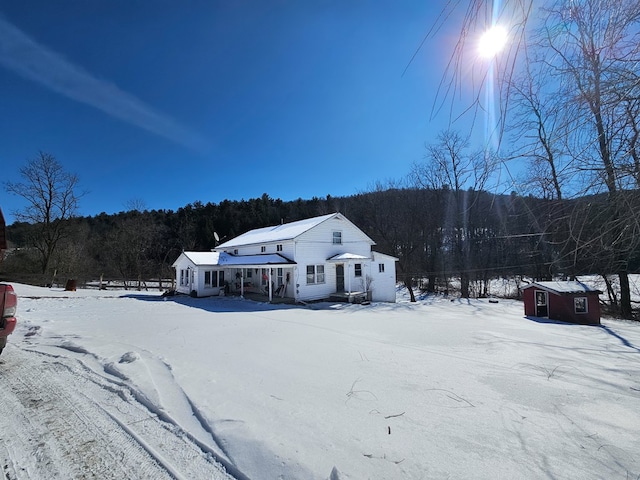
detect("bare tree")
(509, 56), (568, 201)
(356, 180), (425, 302)
(412, 130), (494, 297)
(434, 0), (640, 316)
(5, 152), (81, 274)
(541, 0), (640, 317)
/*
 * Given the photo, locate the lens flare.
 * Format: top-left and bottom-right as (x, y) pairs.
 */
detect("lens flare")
(478, 25), (508, 58)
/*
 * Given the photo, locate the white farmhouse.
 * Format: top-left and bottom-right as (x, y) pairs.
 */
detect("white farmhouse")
(172, 212), (398, 303)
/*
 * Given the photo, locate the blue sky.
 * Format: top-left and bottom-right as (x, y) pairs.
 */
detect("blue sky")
(0, 1), (493, 225)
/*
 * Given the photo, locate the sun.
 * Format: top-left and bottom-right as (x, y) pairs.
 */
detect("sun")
(478, 25), (508, 58)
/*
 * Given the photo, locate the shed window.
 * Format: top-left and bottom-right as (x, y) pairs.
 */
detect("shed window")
(333, 231), (342, 245)
(574, 297), (588, 314)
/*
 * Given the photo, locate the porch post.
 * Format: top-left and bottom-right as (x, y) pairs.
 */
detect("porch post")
(268, 268), (273, 302)
(240, 269), (245, 298)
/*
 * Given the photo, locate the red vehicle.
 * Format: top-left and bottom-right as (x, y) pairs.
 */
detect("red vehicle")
(0, 284), (17, 355)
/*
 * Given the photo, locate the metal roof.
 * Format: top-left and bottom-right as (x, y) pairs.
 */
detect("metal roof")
(523, 281), (601, 294)
(215, 212), (375, 249)
(173, 251), (295, 268)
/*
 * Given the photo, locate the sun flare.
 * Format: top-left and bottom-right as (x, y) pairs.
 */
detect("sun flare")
(478, 25), (508, 58)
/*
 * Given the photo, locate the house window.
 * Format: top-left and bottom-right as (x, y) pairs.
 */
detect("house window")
(277, 244), (283, 252)
(378, 263), (385, 273)
(180, 269), (192, 286)
(306, 265), (325, 284)
(574, 297), (588, 314)
(317, 265), (325, 283)
(333, 231), (342, 245)
(234, 249), (239, 255)
(204, 270), (221, 288)
(202, 270), (224, 288)
(261, 246), (266, 253)
(354, 263), (362, 277)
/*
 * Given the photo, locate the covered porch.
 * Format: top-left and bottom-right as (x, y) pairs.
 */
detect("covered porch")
(327, 252), (371, 301)
(220, 253), (296, 303)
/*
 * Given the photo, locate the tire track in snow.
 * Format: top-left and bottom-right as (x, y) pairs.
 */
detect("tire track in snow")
(0, 346), (236, 480)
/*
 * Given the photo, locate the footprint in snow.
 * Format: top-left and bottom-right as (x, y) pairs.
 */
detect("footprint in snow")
(119, 351), (141, 364)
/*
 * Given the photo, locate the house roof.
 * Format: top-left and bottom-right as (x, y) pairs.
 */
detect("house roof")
(523, 281), (601, 295)
(173, 251), (295, 268)
(215, 212), (374, 249)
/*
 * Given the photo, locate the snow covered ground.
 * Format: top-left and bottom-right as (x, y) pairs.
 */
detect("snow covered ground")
(2, 283), (639, 479)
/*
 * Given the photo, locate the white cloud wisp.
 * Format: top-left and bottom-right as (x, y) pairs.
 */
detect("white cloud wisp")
(0, 17), (209, 152)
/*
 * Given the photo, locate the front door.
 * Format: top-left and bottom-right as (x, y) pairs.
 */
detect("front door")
(535, 290), (548, 317)
(336, 264), (345, 292)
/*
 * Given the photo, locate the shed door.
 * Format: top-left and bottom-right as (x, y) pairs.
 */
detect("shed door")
(535, 290), (548, 317)
(336, 264), (345, 292)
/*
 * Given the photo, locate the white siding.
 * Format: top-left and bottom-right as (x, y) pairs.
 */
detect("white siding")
(291, 217), (374, 301)
(173, 256), (195, 295)
(177, 214), (398, 303)
(225, 240), (295, 260)
(172, 253), (225, 298)
(369, 252), (398, 302)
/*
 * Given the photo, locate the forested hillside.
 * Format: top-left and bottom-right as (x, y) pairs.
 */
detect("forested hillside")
(3, 188), (639, 317)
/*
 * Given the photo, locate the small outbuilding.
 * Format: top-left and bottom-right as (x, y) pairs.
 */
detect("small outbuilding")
(522, 281), (602, 325)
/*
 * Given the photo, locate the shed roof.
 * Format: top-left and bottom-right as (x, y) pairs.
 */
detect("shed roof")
(523, 281), (601, 295)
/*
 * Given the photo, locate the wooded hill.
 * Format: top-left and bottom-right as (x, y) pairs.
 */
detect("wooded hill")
(2, 188), (639, 315)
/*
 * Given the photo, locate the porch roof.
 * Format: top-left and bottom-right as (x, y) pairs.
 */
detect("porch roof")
(327, 252), (370, 262)
(177, 251), (295, 268)
(220, 253), (296, 268)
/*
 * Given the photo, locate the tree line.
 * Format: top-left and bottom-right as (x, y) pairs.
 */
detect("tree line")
(2, 155), (638, 318)
(2, 0), (640, 319)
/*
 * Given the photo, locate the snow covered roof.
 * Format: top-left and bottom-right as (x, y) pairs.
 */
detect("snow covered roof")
(327, 253), (370, 261)
(523, 281), (601, 294)
(220, 253), (295, 267)
(178, 251), (223, 266)
(215, 213), (355, 249)
(173, 251), (295, 268)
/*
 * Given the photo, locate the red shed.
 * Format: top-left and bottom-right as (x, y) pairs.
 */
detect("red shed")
(523, 281), (601, 325)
